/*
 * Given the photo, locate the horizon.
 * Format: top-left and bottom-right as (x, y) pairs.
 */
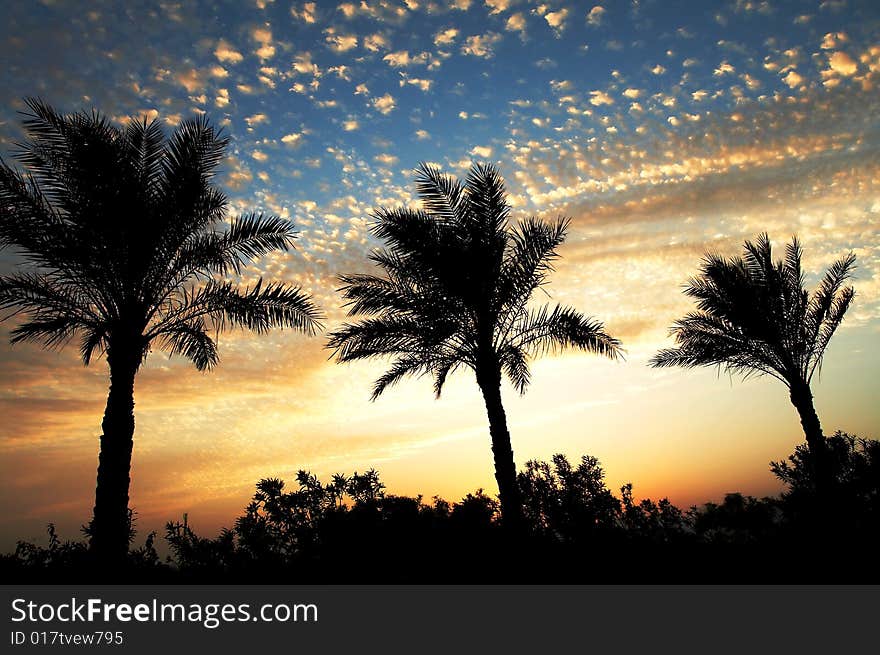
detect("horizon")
(1, 0), (878, 551)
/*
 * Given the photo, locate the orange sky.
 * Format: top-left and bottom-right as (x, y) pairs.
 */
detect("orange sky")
(1, 0), (879, 550)
(1, 248), (876, 550)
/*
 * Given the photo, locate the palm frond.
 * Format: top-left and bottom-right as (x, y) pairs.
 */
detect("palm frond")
(412, 162), (467, 226)
(0, 272), (99, 321)
(9, 314), (81, 350)
(806, 252), (856, 343)
(79, 328), (108, 366)
(154, 318), (219, 371)
(122, 115), (166, 194)
(337, 272), (419, 317)
(499, 344), (531, 394)
(495, 215), (569, 327)
(370, 354), (429, 400)
(0, 162), (69, 267)
(650, 311), (787, 383)
(432, 358), (460, 398)
(808, 284), (855, 382)
(510, 303), (622, 360)
(162, 213), (297, 290)
(327, 315), (436, 362)
(465, 162), (509, 236)
(151, 278), (322, 339)
(651, 234), (856, 390)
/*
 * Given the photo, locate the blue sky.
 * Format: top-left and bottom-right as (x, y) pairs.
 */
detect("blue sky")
(0, 0), (878, 547)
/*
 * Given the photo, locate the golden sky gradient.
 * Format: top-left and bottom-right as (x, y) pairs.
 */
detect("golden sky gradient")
(0, 0), (878, 549)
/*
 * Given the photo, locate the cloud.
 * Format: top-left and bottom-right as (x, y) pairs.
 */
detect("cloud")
(713, 60), (735, 76)
(461, 32), (502, 58)
(827, 51), (858, 76)
(338, 2), (359, 17)
(363, 33), (388, 52)
(327, 65), (351, 81)
(782, 70), (804, 88)
(372, 93), (396, 114)
(587, 5), (605, 26)
(244, 113), (268, 126)
(651, 64), (666, 75)
(470, 145), (493, 159)
(622, 88), (641, 99)
(484, 0), (511, 13)
(251, 150), (269, 162)
(258, 66), (278, 88)
(174, 68), (205, 94)
(291, 1), (317, 23)
(550, 79), (573, 92)
(251, 26), (275, 60)
(415, 129), (430, 140)
(374, 152), (399, 167)
(505, 13), (526, 34)
(384, 51), (420, 67)
(821, 31), (848, 50)
(544, 8), (569, 33)
(590, 90), (614, 106)
(214, 39), (244, 64)
(403, 76), (433, 91)
(434, 28), (459, 46)
(292, 52), (321, 77)
(281, 132), (304, 146)
(325, 30), (358, 53)
(225, 156), (254, 189)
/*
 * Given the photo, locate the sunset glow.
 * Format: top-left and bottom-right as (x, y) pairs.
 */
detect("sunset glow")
(1, 0), (878, 550)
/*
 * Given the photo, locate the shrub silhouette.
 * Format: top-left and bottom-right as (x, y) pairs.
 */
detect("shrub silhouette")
(3, 432), (877, 582)
(690, 493), (779, 544)
(518, 454), (621, 542)
(772, 430), (880, 540)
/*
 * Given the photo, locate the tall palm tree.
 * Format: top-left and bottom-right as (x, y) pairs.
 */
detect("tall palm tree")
(327, 163), (622, 528)
(0, 99), (322, 563)
(650, 233), (855, 496)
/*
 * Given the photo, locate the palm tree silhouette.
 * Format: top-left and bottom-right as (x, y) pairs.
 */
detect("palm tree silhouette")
(650, 233), (855, 496)
(327, 163), (621, 528)
(0, 99), (322, 563)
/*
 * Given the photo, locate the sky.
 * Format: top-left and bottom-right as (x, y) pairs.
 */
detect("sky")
(0, 0), (878, 550)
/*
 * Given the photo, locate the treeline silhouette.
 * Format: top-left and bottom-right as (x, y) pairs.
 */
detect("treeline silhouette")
(4, 431), (877, 583)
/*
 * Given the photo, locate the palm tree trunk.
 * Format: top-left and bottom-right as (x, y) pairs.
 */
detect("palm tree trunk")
(788, 380), (831, 498)
(476, 369), (524, 531)
(90, 347), (139, 565)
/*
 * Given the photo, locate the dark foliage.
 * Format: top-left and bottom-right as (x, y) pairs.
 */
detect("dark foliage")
(772, 431), (880, 536)
(3, 431), (877, 583)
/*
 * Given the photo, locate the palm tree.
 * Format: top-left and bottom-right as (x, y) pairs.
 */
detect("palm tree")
(327, 163), (622, 528)
(0, 99), (322, 563)
(650, 233), (855, 496)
